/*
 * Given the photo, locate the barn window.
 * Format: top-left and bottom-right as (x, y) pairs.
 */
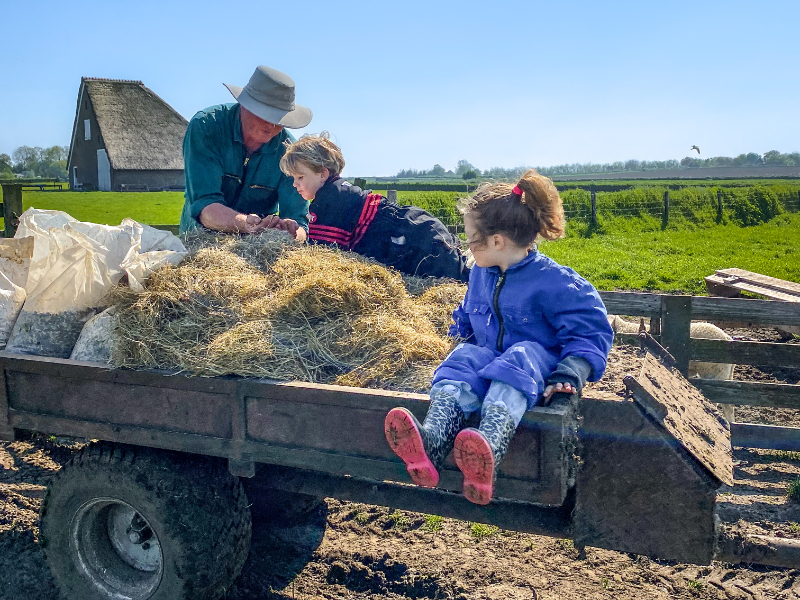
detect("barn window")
(84, 119), (91, 140)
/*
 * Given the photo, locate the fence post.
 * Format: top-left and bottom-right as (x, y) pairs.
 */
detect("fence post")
(387, 190), (397, 203)
(1, 183), (23, 238)
(590, 185), (597, 226)
(717, 189), (723, 222)
(353, 177), (367, 189)
(659, 295), (692, 376)
(662, 191), (670, 228)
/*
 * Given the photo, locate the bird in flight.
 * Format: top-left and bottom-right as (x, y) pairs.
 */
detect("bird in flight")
(691, 145), (700, 154)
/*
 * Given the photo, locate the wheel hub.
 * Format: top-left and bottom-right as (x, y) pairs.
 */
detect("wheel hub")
(71, 498), (163, 599)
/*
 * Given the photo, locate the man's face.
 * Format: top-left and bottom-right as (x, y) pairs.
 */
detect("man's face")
(240, 106), (284, 151)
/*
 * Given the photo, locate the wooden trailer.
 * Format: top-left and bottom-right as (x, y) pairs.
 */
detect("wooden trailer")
(0, 347), (798, 600)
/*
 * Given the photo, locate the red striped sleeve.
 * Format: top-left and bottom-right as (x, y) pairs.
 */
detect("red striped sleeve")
(350, 194), (381, 249)
(309, 224), (352, 247)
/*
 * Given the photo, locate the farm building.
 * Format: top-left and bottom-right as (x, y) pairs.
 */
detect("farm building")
(67, 77), (188, 192)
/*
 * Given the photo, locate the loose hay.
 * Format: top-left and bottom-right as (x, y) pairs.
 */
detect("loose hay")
(110, 231), (467, 392)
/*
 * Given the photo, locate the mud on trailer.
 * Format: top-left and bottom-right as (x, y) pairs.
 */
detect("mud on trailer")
(1, 348), (797, 600)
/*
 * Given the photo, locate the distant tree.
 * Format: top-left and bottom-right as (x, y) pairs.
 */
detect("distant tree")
(763, 150), (784, 166)
(430, 164), (446, 177)
(12, 145), (43, 173)
(455, 159), (479, 178)
(462, 169), (478, 180)
(0, 153), (12, 178)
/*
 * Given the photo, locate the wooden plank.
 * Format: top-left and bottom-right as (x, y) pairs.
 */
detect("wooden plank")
(731, 423), (800, 452)
(0, 352), (237, 394)
(246, 439), (554, 502)
(627, 354), (733, 486)
(691, 296), (800, 326)
(689, 379), (800, 409)
(8, 409), (234, 457)
(259, 464), (572, 537)
(598, 291), (662, 318)
(717, 268), (800, 298)
(7, 370), (235, 438)
(690, 338), (800, 368)
(660, 295), (692, 375)
(0, 366), (14, 441)
(706, 275), (800, 303)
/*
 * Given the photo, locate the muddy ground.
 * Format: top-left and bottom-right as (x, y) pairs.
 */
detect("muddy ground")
(2, 330), (800, 600)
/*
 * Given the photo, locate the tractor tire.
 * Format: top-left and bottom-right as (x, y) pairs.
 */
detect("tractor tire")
(40, 441), (251, 600)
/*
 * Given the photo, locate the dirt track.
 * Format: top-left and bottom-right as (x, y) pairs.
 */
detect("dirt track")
(2, 335), (800, 599)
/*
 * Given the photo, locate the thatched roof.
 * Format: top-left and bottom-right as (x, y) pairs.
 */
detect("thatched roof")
(80, 78), (188, 171)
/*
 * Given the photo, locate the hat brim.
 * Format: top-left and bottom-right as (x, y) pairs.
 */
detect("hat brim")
(224, 83), (312, 129)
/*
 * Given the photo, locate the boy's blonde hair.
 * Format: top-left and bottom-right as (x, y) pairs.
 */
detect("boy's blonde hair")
(280, 132), (345, 177)
(458, 169), (565, 248)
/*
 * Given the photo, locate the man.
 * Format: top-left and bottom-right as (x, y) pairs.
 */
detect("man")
(179, 66), (312, 240)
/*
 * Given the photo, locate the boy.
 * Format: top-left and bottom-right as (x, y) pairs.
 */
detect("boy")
(280, 133), (469, 282)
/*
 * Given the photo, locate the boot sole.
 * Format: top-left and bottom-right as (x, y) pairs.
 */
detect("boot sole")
(454, 428), (495, 505)
(384, 408), (439, 488)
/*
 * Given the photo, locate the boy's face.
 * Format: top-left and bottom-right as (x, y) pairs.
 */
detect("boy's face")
(291, 163), (329, 200)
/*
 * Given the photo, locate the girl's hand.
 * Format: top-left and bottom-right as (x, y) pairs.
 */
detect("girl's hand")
(542, 382), (576, 400)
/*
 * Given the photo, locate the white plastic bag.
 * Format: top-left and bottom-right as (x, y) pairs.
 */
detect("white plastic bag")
(70, 307), (116, 364)
(0, 236), (34, 289)
(0, 270), (26, 347)
(6, 209), (186, 358)
(15, 209), (77, 294)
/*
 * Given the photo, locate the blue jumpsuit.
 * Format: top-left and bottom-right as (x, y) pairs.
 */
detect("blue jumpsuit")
(432, 250), (613, 425)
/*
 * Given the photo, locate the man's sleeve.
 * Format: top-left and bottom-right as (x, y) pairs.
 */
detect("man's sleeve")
(183, 114), (228, 223)
(276, 173), (310, 231)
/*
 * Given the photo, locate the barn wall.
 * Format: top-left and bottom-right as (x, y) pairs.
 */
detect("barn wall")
(112, 170), (185, 191)
(67, 87), (104, 191)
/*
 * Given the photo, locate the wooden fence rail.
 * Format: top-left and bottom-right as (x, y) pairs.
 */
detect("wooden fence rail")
(597, 291), (800, 451)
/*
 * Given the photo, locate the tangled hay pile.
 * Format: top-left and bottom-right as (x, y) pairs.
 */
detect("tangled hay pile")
(110, 230), (466, 392)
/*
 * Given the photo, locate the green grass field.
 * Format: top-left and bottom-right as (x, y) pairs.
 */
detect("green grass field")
(7, 189), (800, 294)
(19, 191), (185, 225)
(540, 213), (800, 293)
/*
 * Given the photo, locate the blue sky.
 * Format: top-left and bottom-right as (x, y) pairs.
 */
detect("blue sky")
(1, 0), (798, 176)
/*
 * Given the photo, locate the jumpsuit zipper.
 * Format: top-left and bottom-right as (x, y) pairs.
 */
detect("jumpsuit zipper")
(493, 271), (507, 352)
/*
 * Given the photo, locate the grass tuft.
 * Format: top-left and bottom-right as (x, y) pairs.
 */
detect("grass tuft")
(422, 514), (444, 533)
(787, 478), (800, 502)
(469, 523), (499, 539)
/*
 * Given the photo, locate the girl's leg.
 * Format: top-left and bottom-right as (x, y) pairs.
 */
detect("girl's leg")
(454, 381), (525, 505)
(384, 380), (478, 488)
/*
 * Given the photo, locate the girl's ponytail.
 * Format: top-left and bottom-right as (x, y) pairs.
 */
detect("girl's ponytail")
(515, 171), (565, 242)
(459, 170), (565, 249)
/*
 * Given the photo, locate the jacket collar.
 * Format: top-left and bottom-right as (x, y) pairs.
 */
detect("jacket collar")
(485, 249), (539, 275)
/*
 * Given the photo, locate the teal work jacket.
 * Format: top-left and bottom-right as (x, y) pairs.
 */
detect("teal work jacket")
(179, 103), (309, 234)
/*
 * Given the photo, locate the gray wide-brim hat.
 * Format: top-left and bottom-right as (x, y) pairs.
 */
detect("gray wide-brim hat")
(224, 66), (312, 129)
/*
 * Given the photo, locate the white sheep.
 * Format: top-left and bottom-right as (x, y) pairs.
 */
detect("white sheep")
(608, 315), (736, 422)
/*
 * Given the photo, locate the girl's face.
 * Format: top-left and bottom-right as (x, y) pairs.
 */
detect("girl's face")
(291, 163), (329, 200)
(463, 214), (529, 271)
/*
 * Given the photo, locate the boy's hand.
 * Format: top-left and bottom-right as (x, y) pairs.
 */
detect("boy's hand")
(542, 382), (576, 400)
(276, 218), (307, 242)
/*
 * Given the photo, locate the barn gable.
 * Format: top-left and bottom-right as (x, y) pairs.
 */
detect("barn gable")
(67, 78), (188, 191)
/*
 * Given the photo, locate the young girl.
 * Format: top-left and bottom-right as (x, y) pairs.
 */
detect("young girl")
(280, 133), (469, 281)
(384, 170), (614, 505)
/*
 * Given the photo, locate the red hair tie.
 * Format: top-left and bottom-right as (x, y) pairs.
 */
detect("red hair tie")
(512, 185), (523, 196)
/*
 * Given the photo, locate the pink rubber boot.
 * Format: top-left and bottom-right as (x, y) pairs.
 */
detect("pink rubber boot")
(384, 408), (439, 487)
(384, 395), (466, 488)
(453, 404), (516, 505)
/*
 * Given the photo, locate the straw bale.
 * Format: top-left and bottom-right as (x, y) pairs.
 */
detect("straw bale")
(110, 231), (467, 392)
